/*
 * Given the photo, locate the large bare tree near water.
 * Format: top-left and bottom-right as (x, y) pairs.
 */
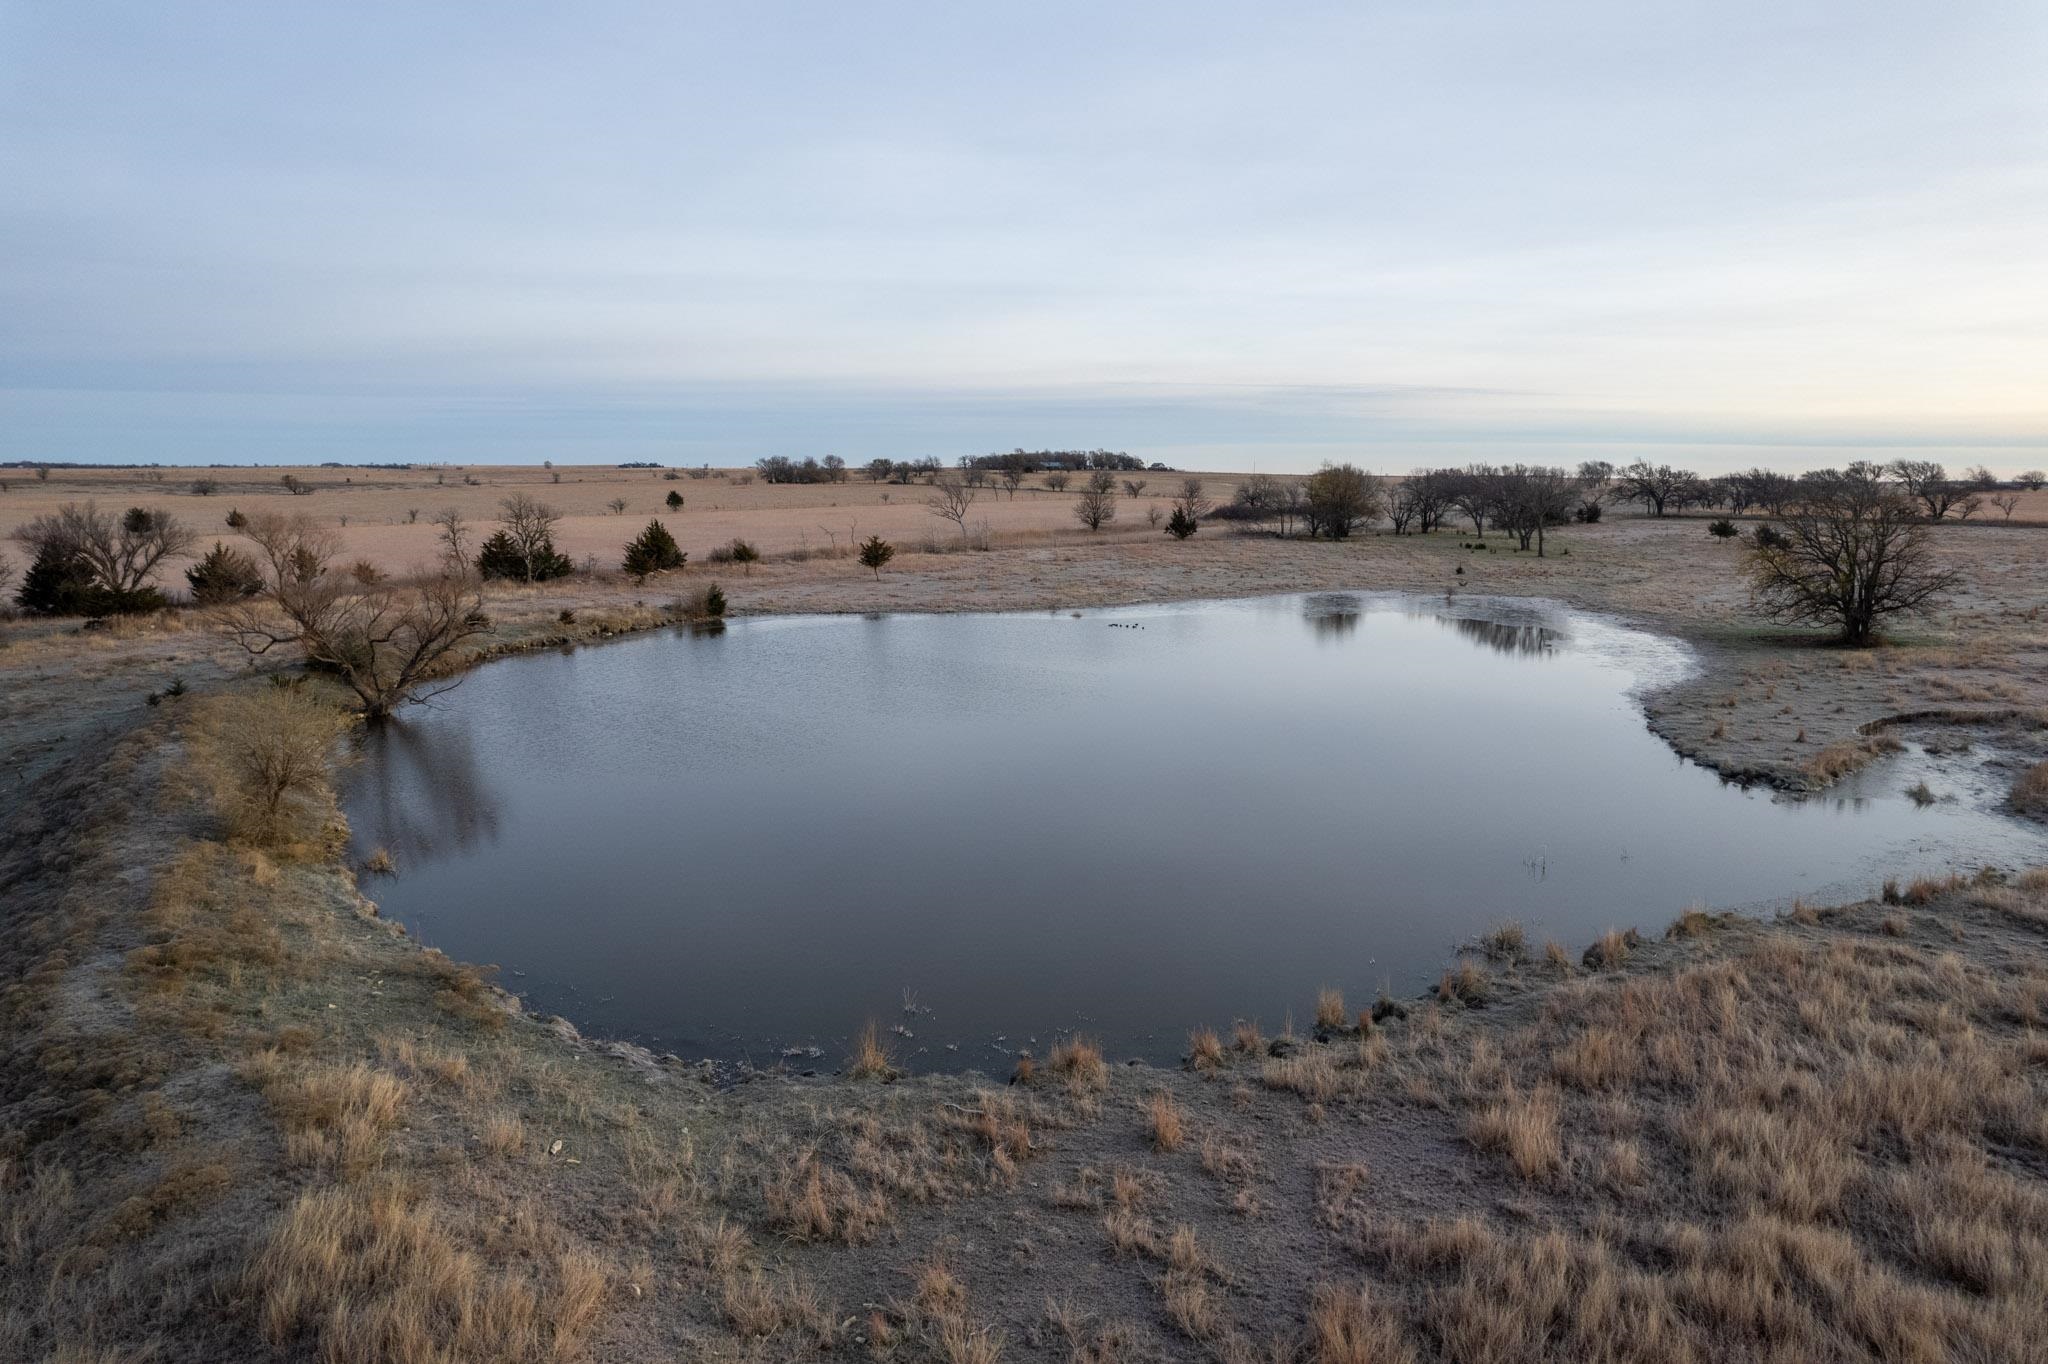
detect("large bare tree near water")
(1745, 464), (1958, 646)
(224, 513), (489, 718)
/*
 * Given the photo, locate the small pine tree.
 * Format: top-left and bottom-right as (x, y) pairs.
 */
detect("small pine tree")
(728, 539), (760, 575)
(225, 507), (248, 529)
(665, 490), (684, 511)
(1708, 518), (1738, 539)
(857, 534), (895, 579)
(1165, 505), (1199, 540)
(185, 541), (263, 604)
(622, 519), (686, 577)
(704, 583), (727, 617)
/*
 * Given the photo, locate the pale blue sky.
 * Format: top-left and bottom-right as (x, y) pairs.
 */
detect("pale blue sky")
(3, 2), (2044, 471)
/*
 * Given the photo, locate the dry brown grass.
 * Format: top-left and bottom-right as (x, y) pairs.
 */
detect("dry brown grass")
(1187, 1025), (1224, 1070)
(1049, 1033), (1108, 1093)
(1803, 733), (1904, 785)
(1436, 959), (1490, 1005)
(1580, 927), (1637, 970)
(1542, 940), (1572, 974)
(1307, 1282), (1415, 1364)
(255, 1177), (608, 1363)
(2014, 759), (2048, 813)
(846, 1019), (896, 1080)
(1467, 1086), (1563, 1180)
(1480, 920), (1526, 959)
(1231, 1018), (1265, 1054)
(1146, 1090), (1185, 1152)
(241, 1054), (410, 1176)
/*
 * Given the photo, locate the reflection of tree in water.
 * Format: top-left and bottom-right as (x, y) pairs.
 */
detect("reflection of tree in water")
(348, 716), (502, 867)
(1447, 616), (1558, 656)
(1304, 593), (1363, 641)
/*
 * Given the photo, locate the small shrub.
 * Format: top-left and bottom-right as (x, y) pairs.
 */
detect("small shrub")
(225, 507), (249, 529)
(664, 489), (684, 510)
(1165, 505), (1199, 539)
(1708, 518), (1738, 538)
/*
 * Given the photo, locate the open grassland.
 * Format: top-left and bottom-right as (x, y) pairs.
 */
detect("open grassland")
(3, 468), (2048, 1359)
(2, 686), (2046, 1361)
(5, 467), (2046, 800)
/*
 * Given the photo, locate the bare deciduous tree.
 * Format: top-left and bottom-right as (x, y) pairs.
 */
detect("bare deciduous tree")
(497, 494), (563, 561)
(224, 513), (489, 718)
(1888, 459), (1970, 521)
(1044, 471), (1071, 493)
(1991, 492), (2021, 521)
(1747, 464), (1959, 646)
(1609, 460), (1699, 517)
(2018, 470), (2045, 491)
(1494, 465), (1580, 557)
(12, 501), (194, 594)
(925, 475), (978, 537)
(1301, 465), (1379, 539)
(1073, 478), (1117, 531)
(430, 507), (470, 566)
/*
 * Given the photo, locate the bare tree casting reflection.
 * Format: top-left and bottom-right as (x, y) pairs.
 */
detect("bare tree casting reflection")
(1446, 616), (1558, 656)
(348, 714), (503, 867)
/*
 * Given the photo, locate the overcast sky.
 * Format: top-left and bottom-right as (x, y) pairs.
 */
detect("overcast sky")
(3, 2), (2044, 472)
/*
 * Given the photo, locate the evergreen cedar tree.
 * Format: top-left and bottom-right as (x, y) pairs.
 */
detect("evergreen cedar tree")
(475, 529), (574, 582)
(622, 520), (686, 577)
(857, 534), (895, 578)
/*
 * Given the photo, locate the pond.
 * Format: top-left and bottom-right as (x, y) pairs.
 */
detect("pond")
(342, 593), (2046, 1070)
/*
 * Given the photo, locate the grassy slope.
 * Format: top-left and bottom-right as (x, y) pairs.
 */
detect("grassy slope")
(3, 689), (2046, 1362)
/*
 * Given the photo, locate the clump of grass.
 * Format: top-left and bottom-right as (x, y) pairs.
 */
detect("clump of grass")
(1467, 1086), (1563, 1179)
(1186, 1026), (1223, 1070)
(1307, 1282), (1415, 1364)
(1436, 960), (1489, 1006)
(1230, 1019), (1264, 1054)
(1543, 940), (1573, 974)
(1666, 905), (1721, 939)
(1906, 780), (1938, 807)
(254, 1178), (609, 1362)
(1581, 928), (1638, 970)
(479, 1113), (526, 1158)
(1480, 920), (1526, 959)
(1805, 734), (1904, 785)
(1315, 987), (1348, 1032)
(2013, 760), (2048, 814)
(1146, 1091), (1185, 1152)
(846, 1020), (897, 1081)
(1048, 1034), (1107, 1093)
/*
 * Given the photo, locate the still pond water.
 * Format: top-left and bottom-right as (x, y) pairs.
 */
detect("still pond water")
(344, 594), (2045, 1069)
